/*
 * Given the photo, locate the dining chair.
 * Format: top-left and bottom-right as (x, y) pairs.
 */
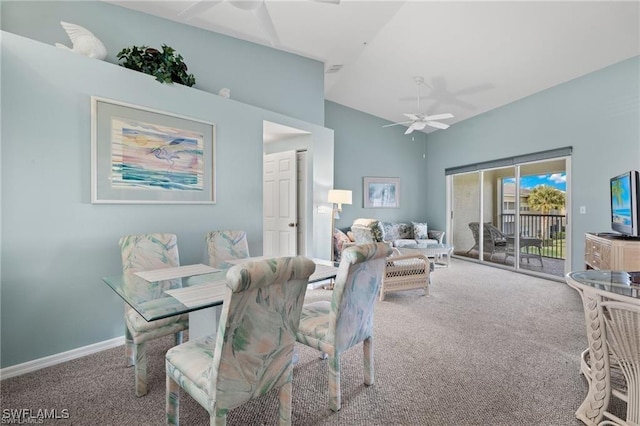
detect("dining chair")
(119, 233), (189, 397)
(598, 301), (640, 426)
(165, 256), (316, 425)
(295, 242), (393, 411)
(205, 230), (250, 268)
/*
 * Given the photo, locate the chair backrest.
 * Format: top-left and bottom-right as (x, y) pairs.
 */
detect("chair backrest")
(350, 219), (384, 244)
(601, 301), (640, 368)
(330, 242), (392, 351)
(468, 222), (504, 249)
(601, 300), (640, 422)
(212, 256), (316, 410)
(206, 230), (250, 268)
(485, 223), (507, 243)
(119, 233), (180, 274)
(119, 234), (180, 312)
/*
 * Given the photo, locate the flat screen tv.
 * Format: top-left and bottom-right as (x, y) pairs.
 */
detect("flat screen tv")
(610, 170), (640, 237)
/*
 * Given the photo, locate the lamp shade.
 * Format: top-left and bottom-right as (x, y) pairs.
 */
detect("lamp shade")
(328, 189), (352, 205)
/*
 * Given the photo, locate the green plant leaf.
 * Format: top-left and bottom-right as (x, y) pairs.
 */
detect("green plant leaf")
(116, 44), (196, 87)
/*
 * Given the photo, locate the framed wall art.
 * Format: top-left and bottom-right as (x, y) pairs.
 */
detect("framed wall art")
(363, 177), (400, 208)
(91, 96), (216, 204)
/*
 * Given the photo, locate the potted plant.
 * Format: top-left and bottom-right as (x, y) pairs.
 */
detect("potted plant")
(116, 44), (196, 87)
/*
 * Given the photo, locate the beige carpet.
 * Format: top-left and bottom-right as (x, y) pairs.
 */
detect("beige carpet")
(1, 259), (623, 425)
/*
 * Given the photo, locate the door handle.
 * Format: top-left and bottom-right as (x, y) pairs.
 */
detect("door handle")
(288, 223), (297, 228)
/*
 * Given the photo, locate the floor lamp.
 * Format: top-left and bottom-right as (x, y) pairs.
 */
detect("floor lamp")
(328, 189), (352, 261)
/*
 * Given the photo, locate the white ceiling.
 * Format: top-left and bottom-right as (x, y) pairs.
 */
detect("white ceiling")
(107, 0), (640, 133)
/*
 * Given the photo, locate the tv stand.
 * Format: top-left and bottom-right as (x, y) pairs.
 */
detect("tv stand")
(594, 232), (640, 240)
(585, 232), (640, 270)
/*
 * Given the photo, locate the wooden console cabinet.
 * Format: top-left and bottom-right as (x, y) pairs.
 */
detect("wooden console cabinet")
(584, 232), (640, 271)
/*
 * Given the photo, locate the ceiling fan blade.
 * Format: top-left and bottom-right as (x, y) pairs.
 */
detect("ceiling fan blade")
(424, 113), (453, 121)
(412, 122), (427, 130)
(382, 121), (412, 128)
(425, 121), (450, 130)
(403, 113), (419, 121)
(178, 0), (223, 19)
(404, 124), (417, 135)
(253, 3), (280, 46)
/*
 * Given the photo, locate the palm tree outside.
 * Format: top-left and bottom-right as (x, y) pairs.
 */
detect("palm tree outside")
(527, 185), (566, 241)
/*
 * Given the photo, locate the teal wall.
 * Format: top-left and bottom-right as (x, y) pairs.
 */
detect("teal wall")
(0, 0), (325, 125)
(425, 56), (640, 270)
(0, 1), (332, 368)
(2, 0), (639, 370)
(326, 101), (430, 228)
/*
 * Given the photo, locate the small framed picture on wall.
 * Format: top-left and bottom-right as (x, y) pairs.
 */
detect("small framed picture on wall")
(363, 177), (400, 208)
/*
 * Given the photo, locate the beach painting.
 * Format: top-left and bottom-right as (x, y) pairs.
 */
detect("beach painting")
(111, 118), (204, 191)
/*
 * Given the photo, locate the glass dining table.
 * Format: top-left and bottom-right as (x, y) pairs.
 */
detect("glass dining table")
(103, 258), (339, 340)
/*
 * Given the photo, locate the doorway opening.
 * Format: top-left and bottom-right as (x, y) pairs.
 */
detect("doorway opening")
(262, 121), (312, 257)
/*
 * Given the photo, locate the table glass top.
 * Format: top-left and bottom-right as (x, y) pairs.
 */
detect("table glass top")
(103, 259), (338, 322)
(567, 270), (640, 299)
(103, 269), (228, 322)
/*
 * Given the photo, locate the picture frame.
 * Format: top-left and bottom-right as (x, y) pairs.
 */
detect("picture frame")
(363, 177), (400, 208)
(91, 96), (216, 204)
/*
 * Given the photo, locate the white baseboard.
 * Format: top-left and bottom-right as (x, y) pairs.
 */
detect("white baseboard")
(0, 336), (125, 380)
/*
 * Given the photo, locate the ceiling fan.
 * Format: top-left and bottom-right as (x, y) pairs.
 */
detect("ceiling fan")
(178, 0), (340, 47)
(383, 76), (454, 135)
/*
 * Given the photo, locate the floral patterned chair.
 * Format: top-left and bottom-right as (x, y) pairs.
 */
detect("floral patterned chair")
(295, 242), (393, 411)
(119, 233), (189, 397)
(165, 256), (316, 426)
(205, 230), (250, 268)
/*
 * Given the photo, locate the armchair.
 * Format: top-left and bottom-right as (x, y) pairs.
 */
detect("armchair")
(466, 222), (509, 261)
(380, 249), (431, 301)
(295, 242), (392, 411)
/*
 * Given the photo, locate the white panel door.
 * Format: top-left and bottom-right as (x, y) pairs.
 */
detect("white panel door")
(296, 151), (307, 256)
(263, 150), (297, 256)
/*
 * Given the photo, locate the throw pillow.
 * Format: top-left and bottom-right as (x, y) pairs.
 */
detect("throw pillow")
(380, 222), (400, 241)
(412, 221), (429, 239)
(333, 228), (351, 261)
(352, 226), (374, 243)
(370, 221), (384, 242)
(398, 222), (413, 239)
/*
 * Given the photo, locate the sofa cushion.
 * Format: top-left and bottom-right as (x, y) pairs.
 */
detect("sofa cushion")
(380, 222), (400, 241)
(398, 222), (413, 239)
(394, 239), (419, 248)
(381, 222), (413, 239)
(415, 239), (439, 245)
(412, 221), (429, 239)
(351, 219), (384, 243)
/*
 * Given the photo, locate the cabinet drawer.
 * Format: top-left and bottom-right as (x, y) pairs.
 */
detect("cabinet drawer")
(585, 236), (612, 270)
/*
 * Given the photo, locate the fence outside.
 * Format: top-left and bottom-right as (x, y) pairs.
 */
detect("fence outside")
(500, 213), (566, 259)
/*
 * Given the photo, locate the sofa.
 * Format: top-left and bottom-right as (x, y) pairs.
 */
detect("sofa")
(333, 218), (445, 260)
(378, 220), (444, 247)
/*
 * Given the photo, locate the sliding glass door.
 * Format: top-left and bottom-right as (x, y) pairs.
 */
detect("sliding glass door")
(448, 152), (569, 278)
(451, 173), (481, 259)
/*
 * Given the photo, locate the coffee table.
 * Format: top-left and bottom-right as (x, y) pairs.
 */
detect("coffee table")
(398, 243), (454, 267)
